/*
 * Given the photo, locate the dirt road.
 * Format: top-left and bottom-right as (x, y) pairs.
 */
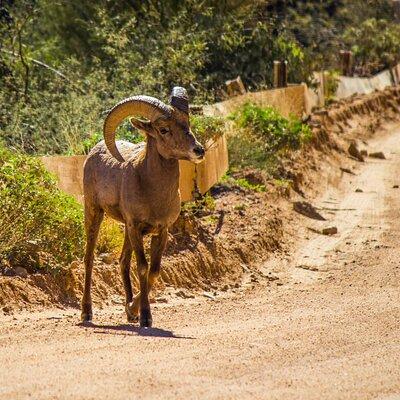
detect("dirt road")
(1, 126), (400, 400)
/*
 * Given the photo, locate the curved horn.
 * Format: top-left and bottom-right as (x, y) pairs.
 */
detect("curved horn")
(170, 86), (189, 114)
(103, 95), (171, 161)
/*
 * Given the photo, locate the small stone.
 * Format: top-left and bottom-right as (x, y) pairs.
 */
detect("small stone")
(99, 253), (114, 265)
(369, 151), (386, 159)
(14, 266), (28, 278)
(360, 149), (368, 157)
(203, 292), (215, 300)
(355, 188), (363, 193)
(348, 142), (364, 162)
(2, 306), (13, 315)
(156, 297), (168, 303)
(175, 289), (195, 299)
(293, 201), (326, 221)
(322, 226), (338, 235)
(393, 185), (399, 189)
(340, 167), (355, 175)
(3, 267), (15, 277)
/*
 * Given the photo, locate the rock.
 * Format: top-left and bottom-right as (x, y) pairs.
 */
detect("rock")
(2, 306), (13, 315)
(393, 185), (399, 189)
(340, 167), (355, 175)
(369, 151), (386, 159)
(355, 188), (363, 193)
(322, 226), (338, 235)
(99, 253), (114, 265)
(14, 266), (28, 278)
(156, 297), (169, 303)
(175, 289), (195, 299)
(348, 142), (364, 162)
(293, 201), (326, 221)
(202, 292), (215, 300)
(2, 267), (15, 277)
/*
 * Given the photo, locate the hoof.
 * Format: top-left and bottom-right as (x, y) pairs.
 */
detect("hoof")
(127, 314), (139, 323)
(81, 303), (92, 322)
(126, 303), (139, 323)
(81, 312), (92, 322)
(139, 312), (153, 328)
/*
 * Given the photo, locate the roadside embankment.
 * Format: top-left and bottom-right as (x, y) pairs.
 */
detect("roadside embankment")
(2, 87), (400, 314)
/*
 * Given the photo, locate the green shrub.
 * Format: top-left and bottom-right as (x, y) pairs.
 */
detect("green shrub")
(219, 174), (266, 192)
(81, 122), (145, 155)
(0, 145), (84, 271)
(96, 217), (125, 256)
(343, 18), (400, 75)
(190, 115), (225, 146)
(228, 103), (312, 173)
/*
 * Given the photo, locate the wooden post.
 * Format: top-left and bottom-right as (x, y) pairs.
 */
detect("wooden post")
(273, 60), (288, 88)
(394, 0), (400, 22)
(339, 50), (353, 77)
(273, 61), (281, 88)
(225, 76), (246, 97)
(280, 60), (288, 87)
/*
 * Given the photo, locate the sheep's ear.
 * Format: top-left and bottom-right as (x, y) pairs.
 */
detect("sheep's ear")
(130, 117), (156, 137)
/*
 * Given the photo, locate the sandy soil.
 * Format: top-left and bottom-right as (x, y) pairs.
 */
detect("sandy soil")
(1, 123), (400, 399)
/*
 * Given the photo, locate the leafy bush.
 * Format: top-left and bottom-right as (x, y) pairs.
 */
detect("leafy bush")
(219, 174), (266, 192)
(96, 217), (125, 256)
(81, 122), (145, 155)
(228, 103), (312, 173)
(324, 70), (341, 103)
(0, 145), (84, 270)
(190, 115), (225, 146)
(343, 18), (400, 75)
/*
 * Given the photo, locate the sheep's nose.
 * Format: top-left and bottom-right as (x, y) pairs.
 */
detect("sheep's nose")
(194, 145), (205, 157)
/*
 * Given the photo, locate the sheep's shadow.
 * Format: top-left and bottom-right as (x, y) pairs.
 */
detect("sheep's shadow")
(77, 321), (194, 339)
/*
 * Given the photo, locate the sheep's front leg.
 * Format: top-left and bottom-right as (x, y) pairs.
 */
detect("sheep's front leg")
(127, 228), (168, 323)
(119, 227), (137, 322)
(127, 224), (151, 327)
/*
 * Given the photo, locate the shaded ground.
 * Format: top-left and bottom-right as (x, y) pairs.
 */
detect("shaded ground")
(1, 123), (400, 399)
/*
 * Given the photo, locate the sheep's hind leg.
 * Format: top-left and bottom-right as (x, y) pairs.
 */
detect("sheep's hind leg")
(81, 205), (104, 322)
(148, 228), (168, 292)
(120, 227), (138, 323)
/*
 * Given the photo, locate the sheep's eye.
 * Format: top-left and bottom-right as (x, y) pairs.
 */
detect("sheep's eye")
(160, 127), (169, 135)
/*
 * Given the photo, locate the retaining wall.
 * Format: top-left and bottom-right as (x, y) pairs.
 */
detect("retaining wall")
(204, 84), (307, 118)
(336, 69), (393, 99)
(40, 134), (228, 203)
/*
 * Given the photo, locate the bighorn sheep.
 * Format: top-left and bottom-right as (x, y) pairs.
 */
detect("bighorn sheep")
(81, 87), (205, 327)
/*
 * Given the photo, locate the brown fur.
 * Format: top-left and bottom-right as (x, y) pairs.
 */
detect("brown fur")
(81, 106), (204, 327)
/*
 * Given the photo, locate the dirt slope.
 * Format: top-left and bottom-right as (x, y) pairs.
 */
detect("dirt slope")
(1, 123), (400, 399)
